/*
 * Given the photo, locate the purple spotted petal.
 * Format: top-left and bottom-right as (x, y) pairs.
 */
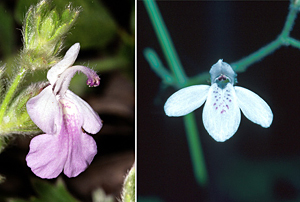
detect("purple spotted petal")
(65, 90), (102, 134)
(26, 86), (62, 134)
(203, 83), (241, 142)
(59, 99), (97, 177)
(26, 133), (68, 179)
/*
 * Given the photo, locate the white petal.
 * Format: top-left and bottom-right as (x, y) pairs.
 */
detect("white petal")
(235, 86), (273, 128)
(164, 85), (210, 117)
(47, 43), (80, 85)
(203, 83), (241, 142)
(26, 86), (62, 134)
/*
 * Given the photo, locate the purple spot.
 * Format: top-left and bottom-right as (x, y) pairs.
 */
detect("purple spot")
(215, 107), (218, 110)
(221, 109), (226, 114)
(213, 103), (216, 106)
(229, 99), (232, 102)
(226, 105), (229, 109)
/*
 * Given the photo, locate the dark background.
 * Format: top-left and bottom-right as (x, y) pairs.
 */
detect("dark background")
(138, 1), (300, 202)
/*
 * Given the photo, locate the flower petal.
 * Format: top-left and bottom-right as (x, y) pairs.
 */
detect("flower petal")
(203, 83), (241, 142)
(26, 133), (68, 179)
(235, 86), (273, 128)
(65, 90), (102, 134)
(164, 85), (210, 117)
(47, 43), (80, 85)
(59, 99), (97, 177)
(64, 132), (97, 178)
(26, 86), (61, 134)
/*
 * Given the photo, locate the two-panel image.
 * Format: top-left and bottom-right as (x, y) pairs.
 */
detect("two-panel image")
(0, 0), (298, 201)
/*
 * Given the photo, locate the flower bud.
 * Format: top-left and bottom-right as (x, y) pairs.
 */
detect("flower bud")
(22, 0), (80, 70)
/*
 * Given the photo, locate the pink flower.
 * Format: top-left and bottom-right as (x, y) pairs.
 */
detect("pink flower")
(26, 43), (102, 179)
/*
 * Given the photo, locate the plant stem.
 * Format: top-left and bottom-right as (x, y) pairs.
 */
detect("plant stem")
(280, 4), (298, 38)
(183, 113), (208, 186)
(0, 67), (26, 122)
(230, 38), (282, 72)
(144, 0), (208, 187)
(144, 48), (175, 85)
(286, 36), (300, 48)
(143, 0), (187, 86)
(231, 3), (299, 72)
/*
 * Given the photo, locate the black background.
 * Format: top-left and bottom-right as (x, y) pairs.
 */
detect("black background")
(138, 1), (300, 202)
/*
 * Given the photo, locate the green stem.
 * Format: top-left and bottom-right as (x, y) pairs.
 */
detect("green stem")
(143, 0), (187, 86)
(230, 38), (282, 72)
(280, 4), (298, 38)
(0, 67), (26, 121)
(183, 113), (208, 186)
(144, 48), (175, 85)
(231, 4), (299, 72)
(286, 36), (300, 48)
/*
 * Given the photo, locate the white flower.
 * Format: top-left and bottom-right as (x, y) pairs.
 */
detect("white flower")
(164, 59), (273, 142)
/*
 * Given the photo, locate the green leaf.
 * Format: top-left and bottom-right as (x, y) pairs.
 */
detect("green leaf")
(121, 165), (135, 202)
(32, 179), (80, 202)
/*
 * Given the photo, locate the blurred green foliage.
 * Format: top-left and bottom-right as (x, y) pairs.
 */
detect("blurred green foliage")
(92, 188), (114, 202)
(9, 179), (79, 202)
(0, 2), (14, 58)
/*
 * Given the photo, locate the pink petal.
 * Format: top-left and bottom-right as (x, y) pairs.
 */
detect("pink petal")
(26, 133), (68, 179)
(65, 90), (102, 134)
(26, 86), (62, 134)
(64, 132), (97, 177)
(59, 99), (97, 177)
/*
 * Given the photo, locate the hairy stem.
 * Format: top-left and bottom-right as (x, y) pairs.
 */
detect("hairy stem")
(0, 67), (26, 122)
